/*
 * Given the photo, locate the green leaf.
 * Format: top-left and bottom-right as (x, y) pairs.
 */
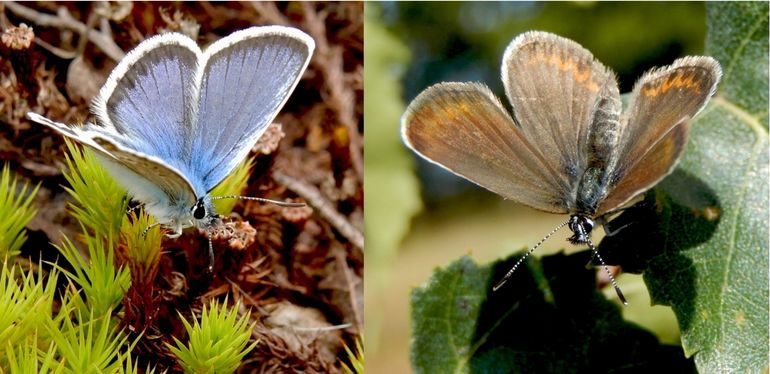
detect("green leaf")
(705, 2), (769, 128)
(120, 210), (162, 280)
(5, 332), (64, 374)
(411, 255), (694, 373)
(341, 335), (364, 374)
(55, 235), (131, 319)
(210, 156), (254, 215)
(600, 2), (769, 372)
(62, 139), (128, 239)
(0, 261), (60, 366)
(0, 164), (39, 258)
(168, 298), (257, 373)
(46, 309), (130, 374)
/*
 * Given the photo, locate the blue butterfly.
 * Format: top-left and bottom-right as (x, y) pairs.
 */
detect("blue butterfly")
(28, 26), (313, 243)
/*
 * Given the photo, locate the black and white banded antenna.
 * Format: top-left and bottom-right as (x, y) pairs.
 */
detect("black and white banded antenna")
(492, 218), (627, 306)
(204, 195), (306, 272)
(211, 195), (306, 207)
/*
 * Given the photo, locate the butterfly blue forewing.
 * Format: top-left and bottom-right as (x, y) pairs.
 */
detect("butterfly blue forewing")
(28, 26), (314, 238)
(192, 28), (314, 193)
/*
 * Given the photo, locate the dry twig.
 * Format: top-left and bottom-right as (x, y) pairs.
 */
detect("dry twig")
(299, 2), (363, 180)
(5, 1), (125, 61)
(273, 171), (363, 249)
(336, 249), (363, 333)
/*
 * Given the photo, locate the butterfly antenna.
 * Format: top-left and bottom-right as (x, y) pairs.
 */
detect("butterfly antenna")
(493, 220), (570, 291)
(207, 233), (214, 273)
(586, 238), (627, 306)
(211, 195), (306, 207)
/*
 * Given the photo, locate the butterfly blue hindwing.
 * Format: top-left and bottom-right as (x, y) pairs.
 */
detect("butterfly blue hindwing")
(193, 28), (314, 193)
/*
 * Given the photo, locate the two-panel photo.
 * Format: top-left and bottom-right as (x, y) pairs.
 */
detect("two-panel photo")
(0, 2), (767, 373)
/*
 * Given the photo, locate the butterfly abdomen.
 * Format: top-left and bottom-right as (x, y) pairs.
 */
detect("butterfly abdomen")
(575, 84), (621, 215)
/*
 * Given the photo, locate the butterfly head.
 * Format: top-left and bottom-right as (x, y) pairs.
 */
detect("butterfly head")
(567, 215), (594, 245)
(191, 197), (220, 230)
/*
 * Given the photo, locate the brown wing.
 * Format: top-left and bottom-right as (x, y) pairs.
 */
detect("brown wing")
(402, 82), (570, 213)
(596, 56), (722, 216)
(502, 31), (620, 200)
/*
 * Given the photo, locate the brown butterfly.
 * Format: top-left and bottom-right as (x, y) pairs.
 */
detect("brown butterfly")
(401, 31), (721, 304)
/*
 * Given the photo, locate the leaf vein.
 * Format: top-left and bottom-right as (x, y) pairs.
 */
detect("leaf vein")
(720, 7), (770, 97)
(717, 121), (764, 358)
(446, 271), (464, 373)
(712, 97), (767, 136)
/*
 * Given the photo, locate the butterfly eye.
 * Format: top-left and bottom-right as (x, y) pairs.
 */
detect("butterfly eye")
(193, 200), (206, 220)
(582, 217), (594, 234)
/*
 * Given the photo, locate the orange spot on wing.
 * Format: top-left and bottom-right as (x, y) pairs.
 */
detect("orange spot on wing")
(642, 72), (703, 97)
(573, 67), (590, 83)
(528, 51), (600, 92)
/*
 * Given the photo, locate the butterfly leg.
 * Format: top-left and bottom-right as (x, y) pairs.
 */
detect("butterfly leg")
(603, 222), (633, 237)
(164, 222), (186, 238)
(599, 200), (650, 237)
(165, 231), (182, 238)
(141, 222), (162, 237)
